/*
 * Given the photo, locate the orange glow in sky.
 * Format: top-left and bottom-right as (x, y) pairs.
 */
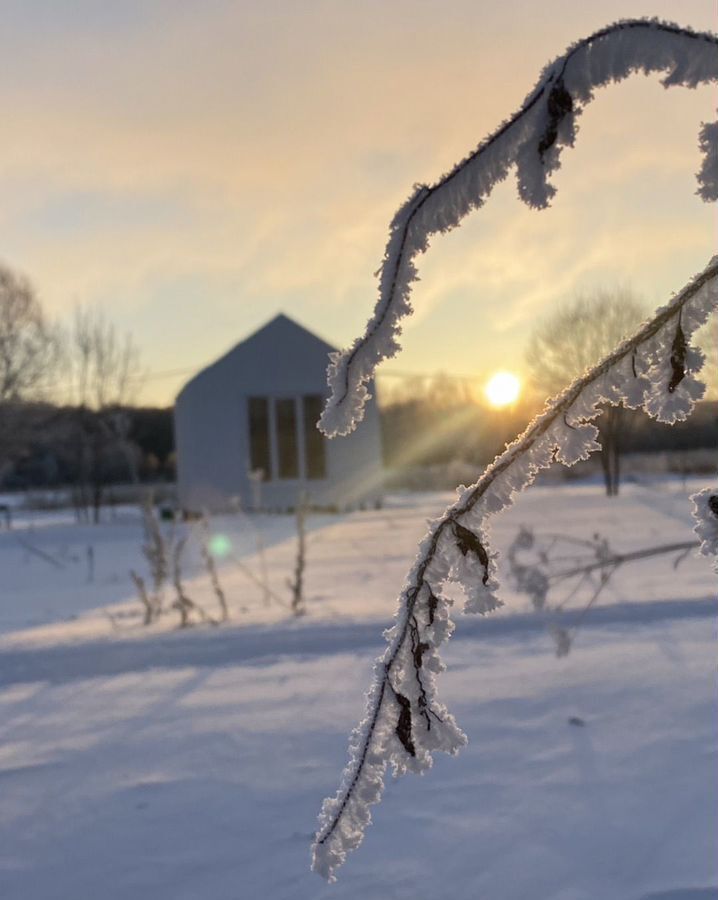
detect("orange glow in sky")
(0, 2), (714, 404)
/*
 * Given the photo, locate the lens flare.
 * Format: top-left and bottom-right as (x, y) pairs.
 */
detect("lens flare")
(208, 533), (232, 558)
(485, 371), (521, 408)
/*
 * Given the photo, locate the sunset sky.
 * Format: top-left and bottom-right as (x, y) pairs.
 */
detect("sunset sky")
(0, 1), (715, 405)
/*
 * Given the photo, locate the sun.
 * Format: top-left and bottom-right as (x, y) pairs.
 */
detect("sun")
(484, 371), (521, 408)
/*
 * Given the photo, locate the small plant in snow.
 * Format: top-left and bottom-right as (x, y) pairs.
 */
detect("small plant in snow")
(129, 569), (153, 626)
(505, 525), (699, 656)
(129, 495), (167, 624)
(131, 505), (227, 627)
(171, 536), (193, 627)
(170, 535), (219, 628)
(200, 519), (230, 623)
(139, 493), (168, 621)
(288, 493), (308, 616)
(311, 18), (718, 881)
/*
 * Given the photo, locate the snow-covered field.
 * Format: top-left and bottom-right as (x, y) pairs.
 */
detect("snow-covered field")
(0, 478), (716, 899)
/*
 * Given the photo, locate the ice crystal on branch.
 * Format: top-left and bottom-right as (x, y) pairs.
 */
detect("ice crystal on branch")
(691, 487), (718, 570)
(314, 256), (718, 881)
(312, 18), (718, 883)
(319, 19), (718, 438)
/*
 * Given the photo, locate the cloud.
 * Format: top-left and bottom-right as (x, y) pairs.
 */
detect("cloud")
(0, 0), (714, 402)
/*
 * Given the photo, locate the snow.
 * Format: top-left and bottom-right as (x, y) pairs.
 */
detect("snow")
(0, 479), (716, 897)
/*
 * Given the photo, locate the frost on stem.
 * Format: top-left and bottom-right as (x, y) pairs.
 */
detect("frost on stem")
(313, 17), (718, 882)
(313, 257), (718, 881)
(691, 487), (718, 571)
(319, 18), (718, 438)
(313, 20), (718, 879)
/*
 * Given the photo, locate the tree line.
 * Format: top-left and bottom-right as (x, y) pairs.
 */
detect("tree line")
(381, 287), (717, 495)
(0, 263), (174, 519)
(2, 262), (716, 507)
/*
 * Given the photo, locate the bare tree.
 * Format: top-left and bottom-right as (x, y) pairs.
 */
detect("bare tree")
(525, 288), (646, 495)
(0, 265), (57, 401)
(69, 307), (138, 410)
(0, 264), (59, 476)
(63, 308), (142, 521)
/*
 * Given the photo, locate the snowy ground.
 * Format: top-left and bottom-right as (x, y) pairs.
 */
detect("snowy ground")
(0, 478), (716, 899)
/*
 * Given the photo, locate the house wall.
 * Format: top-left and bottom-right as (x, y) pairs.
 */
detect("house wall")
(175, 316), (383, 512)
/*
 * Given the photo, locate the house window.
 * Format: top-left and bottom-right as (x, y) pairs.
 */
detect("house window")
(303, 395), (326, 479)
(247, 397), (271, 478)
(276, 398), (299, 479)
(247, 395), (327, 482)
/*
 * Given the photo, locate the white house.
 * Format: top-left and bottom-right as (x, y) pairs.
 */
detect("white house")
(174, 313), (384, 512)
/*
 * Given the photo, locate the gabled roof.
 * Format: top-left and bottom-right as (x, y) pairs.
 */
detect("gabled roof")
(230, 313), (336, 357)
(176, 312), (337, 400)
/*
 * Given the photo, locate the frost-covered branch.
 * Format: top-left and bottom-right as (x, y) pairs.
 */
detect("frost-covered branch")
(319, 18), (718, 437)
(313, 18), (718, 880)
(312, 257), (718, 880)
(691, 487), (718, 572)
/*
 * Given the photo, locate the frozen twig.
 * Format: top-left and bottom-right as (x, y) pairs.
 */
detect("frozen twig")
(312, 15), (718, 876)
(314, 258), (718, 880)
(288, 494), (308, 615)
(130, 569), (153, 626)
(201, 521), (230, 623)
(319, 19), (718, 438)
(139, 494), (167, 620)
(172, 537), (193, 627)
(170, 536), (218, 628)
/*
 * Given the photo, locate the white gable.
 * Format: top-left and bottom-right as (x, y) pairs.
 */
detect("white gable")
(174, 313), (383, 512)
